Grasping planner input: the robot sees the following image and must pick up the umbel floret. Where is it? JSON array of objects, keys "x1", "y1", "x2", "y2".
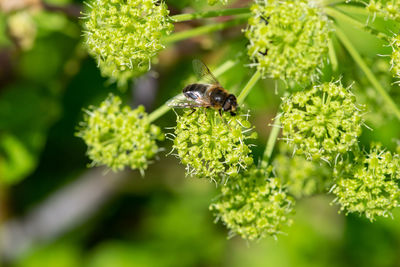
[
  {"x1": 171, "y1": 109, "x2": 256, "y2": 183},
  {"x1": 332, "y1": 145, "x2": 400, "y2": 221},
  {"x1": 280, "y1": 82, "x2": 364, "y2": 162},
  {"x1": 391, "y1": 34, "x2": 400, "y2": 79},
  {"x1": 366, "y1": 0, "x2": 400, "y2": 22},
  {"x1": 210, "y1": 166, "x2": 294, "y2": 240},
  {"x1": 245, "y1": 0, "x2": 331, "y2": 86},
  {"x1": 83, "y1": 0, "x2": 173, "y2": 87},
  {"x1": 76, "y1": 94, "x2": 164, "y2": 173}
]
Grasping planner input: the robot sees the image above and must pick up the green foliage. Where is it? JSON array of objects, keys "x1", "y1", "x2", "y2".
[
  {"x1": 332, "y1": 145, "x2": 400, "y2": 221},
  {"x1": 281, "y1": 82, "x2": 364, "y2": 162},
  {"x1": 172, "y1": 109, "x2": 256, "y2": 181},
  {"x1": 0, "y1": 85, "x2": 60, "y2": 184},
  {"x1": 83, "y1": 0, "x2": 173, "y2": 87},
  {"x1": 245, "y1": 0, "x2": 330, "y2": 86},
  {"x1": 210, "y1": 166, "x2": 294, "y2": 240},
  {"x1": 76, "y1": 94, "x2": 163, "y2": 173}
]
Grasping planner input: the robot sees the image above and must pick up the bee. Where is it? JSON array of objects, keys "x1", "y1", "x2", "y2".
[{"x1": 167, "y1": 59, "x2": 237, "y2": 116}]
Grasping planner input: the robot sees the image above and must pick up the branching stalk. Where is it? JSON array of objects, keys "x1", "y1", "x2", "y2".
[
  {"x1": 237, "y1": 70, "x2": 261, "y2": 105},
  {"x1": 261, "y1": 114, "x2": 281, "y2": 168},
  {"x1": 328, "y1": 37, "x2": 338, "y2": 72},
  {"x1": 170, "y1": 7, "x2": 250, "y2": 22},
  {"x1": 325, "y1": 7, "x2": 390, "y2": 42},
  {"x1": 334, "y1": 26, "x2": 400, "y2": 121},
  {"x1": 163, "y1": 15, "x2": 249, "y2": 44}
]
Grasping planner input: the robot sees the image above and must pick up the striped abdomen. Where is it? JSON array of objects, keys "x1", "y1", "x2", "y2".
[{"x1": 183, "y1": 83, "x2": 209, "y2": 101}]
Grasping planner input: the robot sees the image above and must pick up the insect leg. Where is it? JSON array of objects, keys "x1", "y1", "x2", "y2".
[{"x1": 188, "y1": 108, "x2": 197, "y2": 116}]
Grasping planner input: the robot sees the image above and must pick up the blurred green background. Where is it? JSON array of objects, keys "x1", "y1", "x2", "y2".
[{"x1": 1, "y1": 0, "x2": 400, "y2": 266}]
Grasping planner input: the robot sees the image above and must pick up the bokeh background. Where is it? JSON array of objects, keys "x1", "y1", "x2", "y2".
[{"x1": 1, "y1": 0, "x2": 400, "y2": 266}]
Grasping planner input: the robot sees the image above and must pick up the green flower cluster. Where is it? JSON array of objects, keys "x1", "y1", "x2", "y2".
[
  {"x1": 281, "y1": 82, "x2": 364, "y2": 162},
  {"x1": 245, "y1": 0, "x2": 330, "y2": 86},
  {"x1": 83, "y1": 0, "x2": 173, "y2": 86},
  {"x1": 210, "y1": 167, "x2": 294, "y2": 240},
  {"x1": 77, "y1": 94, "x2": 163, "y2": 173},
  {"x1": 332, "y1": 146, "x2": 400, "y2": 221},
  {"x1": 391, "y1": 34, "x2": 400, "y2": 79},
  {"x1": 273, "y1": 144, "x2": 332, "y2": 199},
  {"x1": 366, "y1": 0, "x2": 400, "y2": 22},
  {"x1": 172, "y1": 109, "x2": 256, "y2": 182}
]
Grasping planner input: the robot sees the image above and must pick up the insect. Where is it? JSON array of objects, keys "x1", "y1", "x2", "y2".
[{"x1": 167, "y1": 59, "x2": 237, "y2": 116}]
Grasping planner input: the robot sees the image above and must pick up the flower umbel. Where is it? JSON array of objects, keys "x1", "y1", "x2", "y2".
[
  {"x1": 83, "y1": 0, "x2": 173, "y2": 86},
  {"x1": 210, "y1": 166, "x2": 294, "y2": 240},
  {"x1": 281, "y1": 82, "x2": 364, "y2": 162},
  {"x1": 365, "y1": 0, "x2": 400, "y2": 22},
  {"x1": 171, "y1": 109, "x2": 256, "y2": 182},
  {"x1": 77, "y1": 94, "x2": 163, "y2": 173},
  {"x1": 273, "y1": 143, "x2": 332, "y2": 199},
  {"x1": 391, "y1": 34, "x2": 400, "y2": 79},
  {"x1": 245, "y1": 0, "x2": 330, "y2": 86},
  {"x1": 332, "y1": 145, "x2": 400, "y2": 221}
]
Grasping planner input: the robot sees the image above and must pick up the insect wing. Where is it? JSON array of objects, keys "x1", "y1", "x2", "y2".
[
  {"x1": 192, "y1": 59, "x2": 221, "y2": 86},
  {"x1": 167, "y1": 94, "x2": 203, "y2": 108}
]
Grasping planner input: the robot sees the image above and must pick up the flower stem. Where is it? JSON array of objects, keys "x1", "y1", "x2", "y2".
[
  {"x1": 237, "y1": 70, "x2": 261, "y2": 105},
  {"x1": 334, "y1": 26, "x2": 400, "y2": 121},
  {"x1": 148, "y1": 104, "x2": 170, "y2": 123},
  {"x1": 148, "y1": 59, "x2": 237, "y2": 123},
  {"x1": 322, "y1": 0, "x2": 347, "y2": 6},
  {"x1": 170, "y1": 7, "x2": 250, "y2": 22},
  {"x1": 324, "y1": 7, "x2": 390, "y2": 42},
  {"x1": 334, "y1": 4, "x2": 382, "y2": 18},
  {"x1": 163, "y1": 15, "x2": 249, "y2": 44},
  {"x1": 328, "y1": 37, "x2": 338, "y2": 72},
  {"x1": 261, "y1": 114, "x2": 281, "y2": 168}
]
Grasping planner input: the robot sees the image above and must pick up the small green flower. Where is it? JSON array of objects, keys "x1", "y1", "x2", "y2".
[
  {"x1": 171, "y1": 109, "x2": 256, "y2": 182},
  {"x1": 210, "y1": 166, "x2": 294, "y2": 240},
  {"x1": 332, "y1": 145, "x2": 400, "y2": 221},
  {"x1": 83, "y1": 0, "x2": 173, "y2": 87},
  {"x1": 366, "y1": 0, "x2": 400, "y2": 22},
  {"x1": 273, "y1": 143, "x2": 332, "y2": 199},
  {"x1": 76, "y1": 94, "x2": 163, "y2": 173},
  {"x1": 245, "y1": 0, "x2": 331, "y2": 86},
  {"x1": 281, "y1": 82, "x2": 364, "y2": 162},
  {"x1": 390, "y1": 34, "x2": 400, "y2": 79}
]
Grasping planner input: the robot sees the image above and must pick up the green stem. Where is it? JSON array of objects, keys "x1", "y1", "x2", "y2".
[
  {"x1": 148, "y1": 105, "x2": 170, "y2": 123},
  {"x1": 163, "y1": 15, "x2": 249, "y2": 44},
  {"x1": 148, "y1": 59, "x2": 237, "y2": 123},
  {"x1": 324, "y1": 7, "x2": 390, "y2": 41},
  {"x1": 335, "y1": 4, "x2": 383, "y2": 18},
  {"x1": 328, "y1": 37, "x2": 338, "y2": 72},
  {"x1": 170, "y1": 7, "x2": 250, "y2": 22},
  {"x1": 261, "y1": 114, "x2": 281, "y2": 167},
  {"x1": 334, "y1": 26, "x2": 400, "y2": 121},
  {"x1": 322, "y1": 0, "x2": 347, "y2": 6},
  {"x1": 237, "y1": 70, "x2": 261, "y2": 105}
]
